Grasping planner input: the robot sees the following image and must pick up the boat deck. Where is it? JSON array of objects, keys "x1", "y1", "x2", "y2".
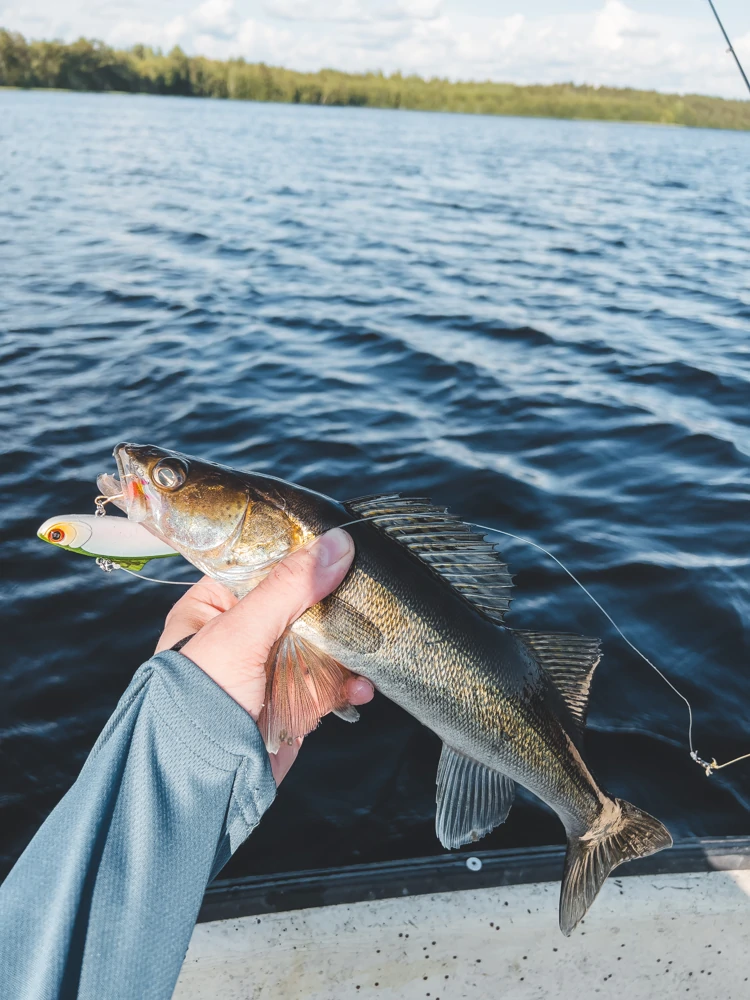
[{"x1": 175, "y1": 838, "x2": 750, "y2": 999}]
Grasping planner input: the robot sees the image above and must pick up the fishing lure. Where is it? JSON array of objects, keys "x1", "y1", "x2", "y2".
[{"x1": 37, "y1": 514, "x2": 179, "y2": 571}]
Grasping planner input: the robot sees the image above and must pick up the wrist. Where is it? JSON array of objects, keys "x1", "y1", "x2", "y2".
[{"x1": 180, "y1": 628, "x2": 267, "y2": 721}]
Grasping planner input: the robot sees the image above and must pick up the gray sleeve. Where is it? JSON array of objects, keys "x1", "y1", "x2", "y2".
[{"x1": 0, "y1": 649, "x2": 277, "y2": 1000}]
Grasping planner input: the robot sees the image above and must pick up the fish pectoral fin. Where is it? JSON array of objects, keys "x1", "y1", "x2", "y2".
[
  {"x1": 514, "y1": 630, "x2": 602, "y2": 737},
  {"x1": 257, "y1": 631, "x2": 357, "y2": 754},
  {"x1": 435, "y1": 744, "x2": 515, "y2": 850},
  {"x1": 300, "y1": 595, "x2": 382, "y2": 654},
  {"x1": 560, "y1": 799, "x2": 672, "y2": 935}
]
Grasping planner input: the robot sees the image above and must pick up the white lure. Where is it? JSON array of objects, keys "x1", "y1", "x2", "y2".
[{"x1": 37, "y1": 514, "x2": 179, "y2": 571}]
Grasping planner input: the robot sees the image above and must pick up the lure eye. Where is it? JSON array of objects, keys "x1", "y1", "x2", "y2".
[
  {"x1": 151, "y1": 458, "x2": 188, "y2": 491},
  {"x1": 45, "y1": 522, "x2": 78, "y2": 546}
]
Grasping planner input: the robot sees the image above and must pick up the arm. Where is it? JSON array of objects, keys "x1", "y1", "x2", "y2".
[
  {"x1": 0, "y1": 650, "x2": 276, "y2": 1000},
  {"x1": 0, "y1": 529, "x2": 371, "y2": 1000}
]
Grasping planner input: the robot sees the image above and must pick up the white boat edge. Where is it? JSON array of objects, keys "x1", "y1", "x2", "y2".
[{"x1": 175, "y1": 838, "x2": 750, "y2": 999}]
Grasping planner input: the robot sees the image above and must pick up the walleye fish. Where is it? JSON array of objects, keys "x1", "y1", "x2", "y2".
[
  {"x1": 38, "y1": 513, "x2": 179, "y2": 571},
  {"x1": 99, "y1": 442, "x2": 672, "y2": 934}
]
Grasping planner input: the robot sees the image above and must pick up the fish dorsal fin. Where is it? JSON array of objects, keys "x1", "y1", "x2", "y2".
[
  {"x1": 436, "y1": 744, "x2": 515, "y2": 849},
  {"x1": 515, "y1": 630, "x2": 602, "y2": 735},
  {"x1": 343, "y1": 494, "x2": 514, "y2": 624},
  {"x1": 257, "y1": 631, "x2": 358, "y2": 754}
]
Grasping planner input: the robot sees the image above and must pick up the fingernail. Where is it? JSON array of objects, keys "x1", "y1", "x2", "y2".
[{"x1": 311, "y1": 527, "x2": 352, "y2": 567}]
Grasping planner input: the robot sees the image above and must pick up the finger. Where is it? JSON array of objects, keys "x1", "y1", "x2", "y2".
[
  {"x1": 172, "y1": 576, "x2": 238, "y2": 615},
  {"x1": 155, "y1": 577, "x2": 238, "y2": 653},
  {"x1": 238, "y1": 527, "x2": 355, "y2": 639},
  {"x1": 346, "y1": 675, "x2": 375, "y2": 705},
  {"x1": 186, "y1": 528, "x2": 355, "y2": 669}
]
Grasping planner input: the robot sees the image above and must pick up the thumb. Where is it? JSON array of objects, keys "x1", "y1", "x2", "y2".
[
  {"x1": 230, "y1": 526, "x2": 355, "y2": 649},
  {"x1": 179, "y1": 528, "x2": 355, "y2": 715}
]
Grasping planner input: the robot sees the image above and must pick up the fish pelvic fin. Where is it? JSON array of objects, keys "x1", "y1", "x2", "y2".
[
  {"x1": 560, "y1": 799, "x2": 673, "y2": 935},
  {"x1": 515, "y1": 630, "x2": 601, "y2": 738},
  {"x1": 435, "y1": 744, "x2": 515, "y2": 850},
  {"x1": 257, "y1": 631, "x2": 357, "y2": 754}
]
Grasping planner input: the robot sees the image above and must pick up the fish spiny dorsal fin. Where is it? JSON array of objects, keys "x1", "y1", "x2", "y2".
[
  {"x1": 343, "y1": 494, "x2": 514, "y2": 624},
  {"x1": 515, "y1": 630, "x2": 602, "y2": 736}
]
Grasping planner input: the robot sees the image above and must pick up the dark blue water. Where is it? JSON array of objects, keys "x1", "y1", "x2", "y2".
[{"x1": 1, "y1": 90, "x2": 749, "y2": 880}]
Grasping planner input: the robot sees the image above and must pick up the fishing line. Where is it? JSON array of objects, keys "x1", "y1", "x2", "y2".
[
  {"x1": 121, "y1": 567, "x2": 196, "y2": 586},
  {"x1": 95, "y1": 557, "x2": 196, "y2": 585},
  {"x1": 335, "y1": 511, "x2": 749, "y2": 777},
  {"x1": 473, "y1": 523, "x2": 750, "y2": 774}
]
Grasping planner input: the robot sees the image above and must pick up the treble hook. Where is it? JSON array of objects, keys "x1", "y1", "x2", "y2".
[{"x1": 94, "y1": 494, "x2": 124, "y2": 517}]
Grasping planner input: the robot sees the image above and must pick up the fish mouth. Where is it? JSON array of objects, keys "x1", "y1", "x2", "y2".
[
  {"x1": 112, "y1": 442, "x2": 131, "y2": 490},
  {"x1": 95, "y1": 443, "x2": 150, "y2": 522},
  {"x1": 116, "y1": 442, "x2": 152, "y2": 522}
]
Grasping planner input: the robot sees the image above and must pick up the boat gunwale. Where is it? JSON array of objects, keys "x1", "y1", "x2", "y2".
[{"x1": 199, "y1": 835, "x2": 750, "y2": 923}]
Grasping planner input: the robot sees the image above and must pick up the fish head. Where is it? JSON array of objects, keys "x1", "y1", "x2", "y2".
[
  {"x1": 101, "y1": 443, "x2": 316, "y2": 588},
  {"x1": 38, "y1": 516, "x2": 94, "y2": 554}
]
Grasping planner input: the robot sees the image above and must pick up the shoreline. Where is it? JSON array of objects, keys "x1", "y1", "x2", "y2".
[
  {"x1": 1, "y1": 30, "x2": 748, "y2": 132},
  {"x1": 12, "y1": 85, "x2": 745, "y2": 133}
]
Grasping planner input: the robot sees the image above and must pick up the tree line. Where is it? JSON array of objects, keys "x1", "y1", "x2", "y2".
[{"x1": 1, "y1": 30, "x2": 748, "y2": 131}]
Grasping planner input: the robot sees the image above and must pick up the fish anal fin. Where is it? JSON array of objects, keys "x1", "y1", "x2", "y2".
[
  {"x1": 560, "y1": 798, "x2": 672, "y2": 935},
  {"x1": 257, "y1": 632, "x2": 355, "y2": 753},
  {"x1": 436, "y1": 744, "x2": 515, "y2": 850},
  {"x1": 343, "y1": 494, "x2": 514, "y2": 624},
  {"x1": 515, "y1": 630, "x2": 601, "y2": 735}
]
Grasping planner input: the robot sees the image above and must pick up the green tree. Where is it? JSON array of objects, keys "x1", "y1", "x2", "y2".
[{"x1": 1, "y1": 29, "x2": 748, "y2": 131}]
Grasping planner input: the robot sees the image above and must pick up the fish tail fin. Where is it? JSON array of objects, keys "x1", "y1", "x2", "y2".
[{"x1": 559, "y1": 798, "x2": 672, "y2": 936}]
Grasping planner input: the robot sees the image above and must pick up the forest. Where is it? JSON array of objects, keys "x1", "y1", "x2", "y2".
[{"x1": 1, "y1": 30, "x2": 749, "y2": 131}]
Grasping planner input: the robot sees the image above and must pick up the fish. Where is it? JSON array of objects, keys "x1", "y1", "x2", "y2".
[
  {"x1": 99, "y1": 442, "x2": 672, "y2": 934},
  {"x1": 37, "y1": 513, "x2": 179, "y2": 571}
]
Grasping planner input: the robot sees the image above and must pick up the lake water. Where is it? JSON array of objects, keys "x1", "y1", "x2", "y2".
[{"x1": 1, "y1": 90, "x2": 749, "y2": 880}]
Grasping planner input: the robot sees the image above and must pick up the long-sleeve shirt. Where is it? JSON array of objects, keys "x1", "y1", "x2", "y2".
[{"x1": 0, "y1": 650, "x2": 277, "y2": 1000}]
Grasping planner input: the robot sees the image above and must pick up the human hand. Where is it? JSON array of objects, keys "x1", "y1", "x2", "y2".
[{"x1": 154, "y1": 528, "x2": 374, "y2": 784}]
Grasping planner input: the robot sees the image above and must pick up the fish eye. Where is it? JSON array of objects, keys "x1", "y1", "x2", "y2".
[
  {"x1": 151, "y1": 458, "x2": 188, "y2": 491},
  {"x1": 48, "y1": 528, "x2": 65, "y2": 542}
]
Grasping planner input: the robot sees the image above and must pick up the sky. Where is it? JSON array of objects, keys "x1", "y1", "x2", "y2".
[{"x1": 3, "y1": 0, "x2": 750, "y2": 99}]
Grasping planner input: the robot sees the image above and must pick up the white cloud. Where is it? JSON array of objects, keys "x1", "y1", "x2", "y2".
[
  {"x1": 192, "y1": 0, "x2": 239, "y2": 39},
  {"x1": 735, "y1": 31, "x2": 750, "y2": 61},
  {"x1": 262, "y1": 0, "x2": 441, "y2": 24},
  {"x1": 264, "y1": 0, "x2": 367, "y2": 23},
  {"x1": 109, "y1": 14, "x2": 188, "y2": 49},
  {"x1": 591, "y1": 0, "x2": 635, "y2": 52}
]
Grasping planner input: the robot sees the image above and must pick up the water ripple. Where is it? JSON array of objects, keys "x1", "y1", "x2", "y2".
[{"x1": 1, "y1": 91, "x2": 749, "y2": 878}]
